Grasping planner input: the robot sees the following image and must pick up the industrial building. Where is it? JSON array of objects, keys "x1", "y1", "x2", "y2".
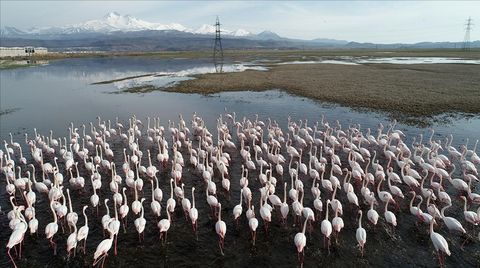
[{"x1": 0, "y1": 47, "x2": 48, "y2": 57}]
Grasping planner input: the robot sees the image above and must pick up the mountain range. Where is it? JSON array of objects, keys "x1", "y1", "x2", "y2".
[
  {"x1": 1, "y1": 12, "x2": 478, "y2": 51},
  {"x1": 1, "y1": 12, "x2": 254, "y2": 37}
]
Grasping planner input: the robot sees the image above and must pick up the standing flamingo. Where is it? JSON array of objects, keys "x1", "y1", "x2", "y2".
[
  {"x1": 321, "y1": 199, "x2": 333, "y2": 254},
  {"x1": 189, "y1": 187, "x2": 198, "y2": 233},
  {"x1": 356, "y1": 210, "x2": 367, "y2": 257},
  {"x1": 216, "y1": 203, "x2": 227, "y2": 255},
  {"x1": 45, "y1": 201, "x2": 59, "y2": 255},
  {"x1": 77, "y1": 206, "x2": 89, "y2": 254},
  {"x1": 294, "y1": 218, "x2": 308, "y2": 264},
  {"x1": 429, "y1": 219, "x2": 451, "y2": 267},
  {"x1": 93, "y1": 226, "x2": 115, "y2": 268}
]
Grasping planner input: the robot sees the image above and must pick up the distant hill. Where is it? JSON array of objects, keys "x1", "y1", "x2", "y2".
[{"x1": 1, "y1": 12, "x2": 479, "y2": 51}]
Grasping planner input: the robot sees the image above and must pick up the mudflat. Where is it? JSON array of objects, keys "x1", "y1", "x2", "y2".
[{"x1": 166, "y1": 63, "x2": 480, "y2": 121}]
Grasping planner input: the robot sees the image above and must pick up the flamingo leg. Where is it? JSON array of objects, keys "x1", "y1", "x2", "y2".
[
  {"x1": 218, "y1": 239, "x2": 224, "y2": 255},
  {"x1": 50, "y1": 238, "x2": 57, "y2": 255},
  {"x1": 8, "y1": 248, "x2": 17, "y2": 268},
  {"x1": 93, "y1": 254, "x2": 104, "y2": 267},
  {"x1": 435, "y1": 251, "x2": 441, "y2": 267},
  {"x1": 103, "y1": 253, "x2": 109, "y2": 268},
  {"x1": 114, "y1": 235, "x2": 118, "y2": 255}
]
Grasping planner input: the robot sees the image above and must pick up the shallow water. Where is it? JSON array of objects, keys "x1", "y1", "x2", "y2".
[
  {"x1": 1, "y1": 57, "x2": 479, "y2": 267},
  {"x1": 277, "y1": 57, "x2": 480, "y2": 65}
]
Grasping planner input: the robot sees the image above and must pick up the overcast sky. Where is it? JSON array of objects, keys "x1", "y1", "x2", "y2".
[{"x1": 0, "y1": 1, "x2": 477, "y2": 43}]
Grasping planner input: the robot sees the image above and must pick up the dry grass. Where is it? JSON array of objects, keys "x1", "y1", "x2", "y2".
[{"x1": 166, "y1": 63, "x2": 480, "y2": 121}]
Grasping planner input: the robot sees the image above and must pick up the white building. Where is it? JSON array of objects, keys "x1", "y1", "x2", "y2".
[{"x1": 0, "y1": 47, "x2": 48, "y2": 57}]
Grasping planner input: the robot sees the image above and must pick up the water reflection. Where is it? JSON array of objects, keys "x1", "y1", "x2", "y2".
[{"x1": 214, "y1": 58, "x2": 224, "y2": 73}]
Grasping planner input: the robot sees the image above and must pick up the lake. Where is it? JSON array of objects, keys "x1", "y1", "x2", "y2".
[{"x1": 1, "y1": 57, "x2": 479, "y2": 267}]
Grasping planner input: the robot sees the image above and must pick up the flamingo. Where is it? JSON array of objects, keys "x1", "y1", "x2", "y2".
[
  {"x1": 158, "y1": 205, "x2": 172, "y2": 245},
  {"x1": 77, "y1": 206, "x2": 89, "y2": 254},
  {"x1": 131, "y1": 181, "x2": 141, "y2": 215},
  {"x1": 101, "y1": 199, "x2": 111, "y2": 234},
  {"x1": 294, "y1": 218, "x2": 308, "y2": 264},
  {"x1": 216, "y1": 203, "x2": 227, "y2": 255},
  {"x1": 384, "y1": 197, "x2": 397, "y2": 231},
  {"x1": 150, "y1": 180, "x2": 161, "y2": 218},
  {"x1": 233, "y1": 189, "x2": 243, "y2": 226},
  {"x1": 429, "y1": 220, "x2": 451, "y2": 267},
  {"x1": 356, "y1": 210, "x2": 367, "y2": 257},
  {"x1": 7, "y1": 210, "x2": 27, "y2": 268},
  {"x1": 108, "y1": 199, "x2": 121, "y2": 255},
  {"x1": 45, "y1": 201, "x2": 59, "y2": 255},
  {"x1": 66, "y1": 189, "x2": 78, "y2": 232},
  {"x1": 280, "y1": 182, "x2": 290, "y2": 224},
  {"x1": 90, "y1": 175, "x2": 99, "y2": 214},
  {"x1": 93, "y1": 226, "x2": 115, "y2": 268},
  {"x1": 166, "y1": 179, "x2": 176, "y2": 215},
  {"x1": 440, "y1": 204, "x2": 466, "y2": 234},
  {"x1": 119, "y1": 188, "x2": 129, "y2": 232},
  {"x1": 331, "y1": 206, "x2": 344, "y2": 242},
  {"x1": 367, "y1": 199, "x2": 379, "y2": 226},
  {"x1": 134, "y1": 198, "x2": 147, "y2": 242},
  {"x1": 460, "y1": 196, "x2": 478, "y2": 225},
  {"x1": 189, "y1": 187, "x2": 198, "y2": 233},
  {"x1": 321, "y1": 199, "x2": 333, "y2": 253},
  {"x1": 66, "y1": 220, "x2": 77, "y2": 258}
]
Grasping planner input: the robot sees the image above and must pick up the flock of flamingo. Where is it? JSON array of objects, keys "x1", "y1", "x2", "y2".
[{"x1": 2, "y1": 113, "x2": 480, "y2": 268}]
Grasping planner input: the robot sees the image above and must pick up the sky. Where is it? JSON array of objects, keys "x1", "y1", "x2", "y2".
[{"x1": 0, "y1": 1, "x2": 477, "y2": 43}]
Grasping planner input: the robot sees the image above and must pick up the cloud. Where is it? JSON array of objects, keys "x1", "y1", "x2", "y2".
[{"x1": 1, "y1": 1, "x2": 478, "y2": 43}]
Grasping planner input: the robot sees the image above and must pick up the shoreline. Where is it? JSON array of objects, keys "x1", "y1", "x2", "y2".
[{"x1": 2, "y1": 48, "x2": 480, "y2": 62}]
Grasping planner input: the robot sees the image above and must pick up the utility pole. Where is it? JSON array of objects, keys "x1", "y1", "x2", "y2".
[
  {"x1": 463, "y1": 17, "x2": 473, "y2": 51},
  {"x1": 213, "y1": 16, "x2": 224, "y2": 73}
]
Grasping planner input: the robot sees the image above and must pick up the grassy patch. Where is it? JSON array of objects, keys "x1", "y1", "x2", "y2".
[
  {"x1": 165, "y1": 62, "x2": 480, "y2": 125},
  {"x1": 0, "y1": 108, "x2": 21, "y2": 116},
  {"x1": 92, "y1": 73, "x2": 156, "y2": 85}
]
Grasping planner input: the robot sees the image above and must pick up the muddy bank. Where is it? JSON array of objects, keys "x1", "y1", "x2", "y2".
[{"x1": 165, "y1": 63, "x2": 480, "y2": 120}]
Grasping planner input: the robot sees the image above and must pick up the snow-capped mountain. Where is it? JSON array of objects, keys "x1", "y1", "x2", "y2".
[
  {"x1": 192, "y1": 24, "x2": 252, "y2": 36},
  {"x1": 1, "y1": 12, "x2": 252, "y2": 37}
]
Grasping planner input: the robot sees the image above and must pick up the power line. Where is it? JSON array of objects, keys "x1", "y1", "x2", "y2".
[
  {"x1": 213, "y1": 16, "x2": 224, "y2": 73},
  {"x1": 463, "y1": 17, "x2": 473, "y2": 51}
]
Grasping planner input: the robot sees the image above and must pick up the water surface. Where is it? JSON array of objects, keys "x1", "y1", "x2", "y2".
[{"x1": 1, "y1": 57, "x2": 479, "y2": 267}]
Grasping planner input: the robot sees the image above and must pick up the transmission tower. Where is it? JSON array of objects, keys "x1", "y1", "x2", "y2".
[
  {"x1": 213, "y1": 16, "x2": 224, "y2": 72},
  {"x1": 463, "y1": 17, "x2": 473, "y2": 51}
]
